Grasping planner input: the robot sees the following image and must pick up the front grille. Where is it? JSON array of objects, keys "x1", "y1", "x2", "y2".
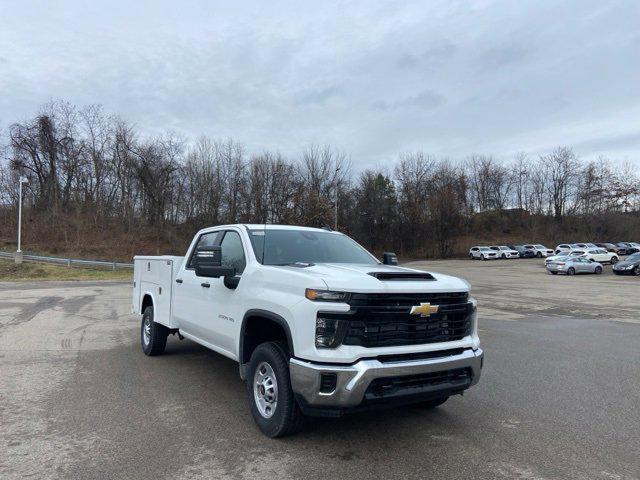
[
  {"x1": 365, "y1": 368, "x2": 472, "y2": 399},
  {"x1": 321, "y1": 292, "x2": 472, "y2": 348}
]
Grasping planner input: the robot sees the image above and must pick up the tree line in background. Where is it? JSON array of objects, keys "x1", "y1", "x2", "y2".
[{"x1": 0, "y1": 101, "x2": 638, "y2": 260}]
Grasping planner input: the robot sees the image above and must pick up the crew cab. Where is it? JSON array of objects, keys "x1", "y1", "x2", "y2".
[{"x1": 133, "y1": 225, "x2": 483, "y2": 437}]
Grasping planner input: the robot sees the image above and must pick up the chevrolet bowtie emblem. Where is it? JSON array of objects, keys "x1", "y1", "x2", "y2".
[{"x1": 410, "y1": 302, "x2": 439, "y2": 317}]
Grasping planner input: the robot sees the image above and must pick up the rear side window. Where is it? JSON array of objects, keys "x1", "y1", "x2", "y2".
[
  {"x1": 187, "y1": 231, "x2": 223, "y2": 268},
  {"x1": 220, "y1": 231, "x2": 246, "y2": 274}
]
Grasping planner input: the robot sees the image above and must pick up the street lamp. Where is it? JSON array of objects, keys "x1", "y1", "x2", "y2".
[
  {"x1": 15, "y1": 176, "x2": 28, "y2": 263},
  {"x1": 334, "y1": 166, "x2": 341, "y2": 230}
]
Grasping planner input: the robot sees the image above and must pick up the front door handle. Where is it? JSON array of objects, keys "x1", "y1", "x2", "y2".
[
  {"x1": 201, "y1": 282, "x2": 210, "y2": 288},
  {"x1": 175, "y1": 278, "x2": 183, "y2": 284}
]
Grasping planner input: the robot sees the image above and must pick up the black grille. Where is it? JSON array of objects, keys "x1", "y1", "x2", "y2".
[
  {"x1": 365, "y1": 368, "x2": 472, "y2": 399},
  {"x1": 321, "y1": 292, "x2": 472, "y2": 348}
]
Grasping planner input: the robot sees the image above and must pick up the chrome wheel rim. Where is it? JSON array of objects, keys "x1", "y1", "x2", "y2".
[
  {"x1": 253, "y1": 362, "x2": 278, "y2": 418},
  {"x1": 143, "y1": 316, "x2": 151, "y2": 346}
]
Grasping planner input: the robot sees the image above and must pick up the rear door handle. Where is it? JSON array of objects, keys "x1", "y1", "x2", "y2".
[
  {"x1": 201, "y1": 282, "x2": 210, "y2": 288},
  {"x1": 175, "y1": 278, "x2": 183, "y2": 284}
]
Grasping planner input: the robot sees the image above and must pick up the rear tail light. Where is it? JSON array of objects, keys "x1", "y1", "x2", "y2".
[{"x1": 557, "y1": 262, "x2": 565, "y2": 266}]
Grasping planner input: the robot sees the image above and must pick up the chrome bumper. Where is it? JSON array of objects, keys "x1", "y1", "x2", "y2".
[{"x1": 289, "y1": 348, "x2": 483, "y2": 408}]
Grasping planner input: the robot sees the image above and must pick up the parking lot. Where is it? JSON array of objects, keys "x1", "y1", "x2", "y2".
[{"x1": 1, "y1": 260, "x2": 638, "y2": 479}]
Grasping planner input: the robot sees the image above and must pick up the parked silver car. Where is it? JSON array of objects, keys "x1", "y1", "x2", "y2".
[{"x1": 546, "y1": 256, "x2": 604, "y2": 275}]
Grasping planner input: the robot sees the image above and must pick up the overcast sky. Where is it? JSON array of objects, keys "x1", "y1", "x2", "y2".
[{"x1": 0, "y1": 0, "x2": 638, "y2": 169}]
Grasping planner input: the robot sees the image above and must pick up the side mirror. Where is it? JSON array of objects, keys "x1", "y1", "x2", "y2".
[
  {"x1": 194, "y1": 246, "x2": 235, "y2": 278},
  {"x1": 382, "y1": 252, "x2": 398, "y2": 265}
]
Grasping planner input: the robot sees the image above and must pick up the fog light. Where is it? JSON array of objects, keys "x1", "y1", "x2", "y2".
[{"x1": 320, "y1": 373, "x2": 337, "y2": 393}]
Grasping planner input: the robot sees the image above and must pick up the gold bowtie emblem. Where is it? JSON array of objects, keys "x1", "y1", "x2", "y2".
[{"x1": 410, "y1": 302, "x2": 439, "y2": 317}]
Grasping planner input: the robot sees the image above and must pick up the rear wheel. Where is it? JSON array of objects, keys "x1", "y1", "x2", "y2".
[
  {"x1": 567, "y1": 267, "x2": 576, "y2": 276},
  {"x1": 501, "y1": 253, "x2": 506, "y2": 259},
  {"x1": 141, "y1": 306, "x2": 168, "y2": 356},
  {"x1": 595, "y1": 266, "x2": 603, "y2": 274},
  {"x1": 247, "y1": 342, "x2": 303, "y2": 437},
  {"x1": 634, "y1": 266, "x2": 640, "y2": 276},
  {"x1": 482, "y1": 255, "x2": 487, "y2": 261},
  {"x1": 550, "y1": 271, "x2": 558, "y2": 275},
  {"x1": 536, "y1": 252, "x2": 542, "y2": 258},
  {"x1": 611, "y1": 256, "x2": 618, "y2": 264}
]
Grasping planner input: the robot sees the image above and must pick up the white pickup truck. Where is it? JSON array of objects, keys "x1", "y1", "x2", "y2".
[{"x1": 132, "y1": 224, "x2": 483, "y2": 437}]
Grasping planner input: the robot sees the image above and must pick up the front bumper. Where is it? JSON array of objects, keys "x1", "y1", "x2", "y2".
[{"x1": 289, "y1": 348, "x2": 483, "y2": 410}]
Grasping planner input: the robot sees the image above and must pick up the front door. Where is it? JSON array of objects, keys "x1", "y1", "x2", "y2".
[
  {"x1": 173, "y1": 230, "x2": 223, "y2": 342},
  {"x1": 203, "y1": 230, "x2": 247, "y2": 354}
]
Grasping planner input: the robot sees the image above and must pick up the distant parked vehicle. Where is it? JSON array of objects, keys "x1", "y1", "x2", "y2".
[
  {"x1": 489, "y1": 246, "x2": 520, "y2": 259},
  {"x1": 578, "y1": 248, "x2": 619, "y2": 264},
  {"x1": 555, "y1": 244, "x2": 573, "y2": 254},
  {"x1": 546, "y1": 256, "x2": 603, "y2": 275},
  {"x1": 469, "y1": 246, "x2": 498, "y2": 260},
  {"x1": 524, "y1": 244, "x2": 554, "y2": 258},
  {"x1": 595, "y1": 243, "x2": 626, "y2": 255},
  {"x1": 612, "y1": 252, "x2": 640, "y2": 275},
  {"x1": 509, "y1": 245, "x2": 535, "y2": 258},
  {"x1": 617, "y1": 243, "x2": 639, "y2": 255}
]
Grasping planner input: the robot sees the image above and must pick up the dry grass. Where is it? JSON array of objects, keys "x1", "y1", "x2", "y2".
[{"x1": 0, "y1": 258, "x2": 132, "y2": 282}]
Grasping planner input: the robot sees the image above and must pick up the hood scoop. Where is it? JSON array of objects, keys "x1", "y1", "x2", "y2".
[{"x1": 368, "y1": 272, "x2": 435, "y2": 281}]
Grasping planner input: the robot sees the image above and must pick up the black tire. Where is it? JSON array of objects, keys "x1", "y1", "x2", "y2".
[
  {"x1": 247, "y1": 342, "x2": 304, "y2": 438},
  {"x1": 595, "y1": 266, "x2": 603, "y2": 274},
  {"x1": 634, "y1": 266, "x2": 640, "y2": 276},
  {"x1": 141, "y1": 306, "x2": 168, "y2": 356},
  {"x1": 501, "y1": 253, "x2": 506, "y2": 259},
  {"x1": 419, "y1": 396, "x2": 449, "y2": 409},
  {"x1": 550, "y1": 271, "x2": 558, "y2": 275},
  {"x1": 469, "y1": 253, "x2": 474, "y2": 260},
  {"x1": 536, "y1": 252, "x2": 542, "y2": 258},
  {"x1": 611, "y1": 256, "x2": 618, "y2": 265},
  {"x1": 567, "y1": 267, "x2": 576, "y2": 276},
  {"x1": 482, "y1": 255, "x2": 487, "y2": 261}
]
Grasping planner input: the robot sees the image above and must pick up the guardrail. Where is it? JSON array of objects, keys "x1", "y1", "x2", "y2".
[{"x1": 0, "y1": 251, "x2": 133, "y2": 269}]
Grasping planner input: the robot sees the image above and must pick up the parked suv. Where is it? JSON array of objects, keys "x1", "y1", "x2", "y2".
[
  {"x1": 524, "y1": 244, "x2": 554, "y2": 258},
  {"x1": 489, "y1": 246, "x2": 520, "y2": 259},
  {"x1": 469, "y1": 246, "x2": 498, "y2": 260}
]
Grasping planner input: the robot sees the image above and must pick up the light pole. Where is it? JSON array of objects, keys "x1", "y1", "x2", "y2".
[
  {"x1": 334, "y1": 166, "x2": 341, "y2": 230},
  {"x1": 15, "y1": 176, "x2": 28, "y2": 264}
]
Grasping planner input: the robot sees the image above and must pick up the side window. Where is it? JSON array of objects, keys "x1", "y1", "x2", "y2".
[
  {"x1": 187, "y1": 231, "x2": 223, "y2": 268},
  {"x1": 220, "y1": 231, "x2": 246, "y2": 274}
]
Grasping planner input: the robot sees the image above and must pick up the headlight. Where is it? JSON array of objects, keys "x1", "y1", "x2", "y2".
[
  {"x1": 315, "y1": 316, "x2": 348, "y2": 348},
  {"x1": 305, "y1": 289, "x2": 350, "y2": 302}
]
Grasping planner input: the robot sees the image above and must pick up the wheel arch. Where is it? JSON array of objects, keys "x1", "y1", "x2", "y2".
[
  {"x1": 239, "y1": 309, "x2": 294, "y2": 380},
  {"x1": 141, "y1": 292, "x2": 155, "y2": 314}
]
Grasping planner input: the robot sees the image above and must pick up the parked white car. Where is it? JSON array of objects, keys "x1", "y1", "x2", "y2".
[
  {"x1": 577, "y1": 248, "x2": 619, "y2": 264},
  {"x1": 469, "y1": 246, "x2": 499, "y2": 260},
  {"x1": 524, "y1": 244, "x2": 554, "y2": 258},
  {"x1": 489, "y1": 246, "x2": 520, "y2": 259}
]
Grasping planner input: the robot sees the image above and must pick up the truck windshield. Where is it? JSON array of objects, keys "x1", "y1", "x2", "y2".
[{"x1": 248, "y1": 229, "x2": 378, "y2": 265}]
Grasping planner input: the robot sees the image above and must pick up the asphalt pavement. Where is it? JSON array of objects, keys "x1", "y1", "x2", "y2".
[{"x1": 0, "y1": 265, "x2": 638, "y2": 479}]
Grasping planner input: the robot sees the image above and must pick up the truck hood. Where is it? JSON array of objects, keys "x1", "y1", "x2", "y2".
[{"x1": 277, "y1": 263, "x2": 470, "y2": 293}]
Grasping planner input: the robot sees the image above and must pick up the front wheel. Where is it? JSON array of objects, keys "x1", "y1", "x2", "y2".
[
  {"x1": 611, "y1": 256, "x2": 618, "y2": 264},
  {"x1": 536, "y1": 252, "x2": 542, "y2": 258},
  {"x1": 247, "y1": 342, "x2": 303, "y2": 438},
  {"x1": 634, "y1": 266, "x2": 640, "y2": 276},
  {"x1": 567, "y1": 267, "x2": 576, "y2": 276},
  {"x1": 595, "y1": 266, "x2": 603, "y2": 274},
  {"x1": 141, "y1": 306, "x2": 168, "y2": 356}
]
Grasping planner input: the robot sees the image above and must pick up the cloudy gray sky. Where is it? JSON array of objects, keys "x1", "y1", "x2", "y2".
[{"x1": 0, "y1": 0, "x2": 638, "y2": 168}]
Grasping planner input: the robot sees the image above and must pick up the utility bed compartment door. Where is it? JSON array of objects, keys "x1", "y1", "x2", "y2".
[{"x1": 134, "y1": 257, "x2": 177, "y2": 328}]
